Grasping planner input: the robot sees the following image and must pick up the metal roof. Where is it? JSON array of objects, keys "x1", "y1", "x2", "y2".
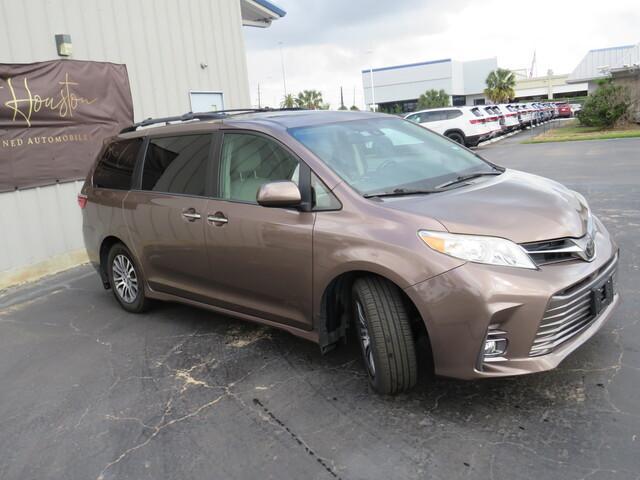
[{"x1": 568, "y1": 44, "x2": 640, "y2": 83}]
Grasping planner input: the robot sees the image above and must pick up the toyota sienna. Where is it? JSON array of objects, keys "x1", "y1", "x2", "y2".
[{"x1": 80, "y1": 109, "x2": 619, "y2": 394}]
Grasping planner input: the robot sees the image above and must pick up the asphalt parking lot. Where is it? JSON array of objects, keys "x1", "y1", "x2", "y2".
[{"x1": 1, "y1": 135, "x2": 639, "y2": 480}]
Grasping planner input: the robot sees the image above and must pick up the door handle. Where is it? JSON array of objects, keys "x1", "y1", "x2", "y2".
[
  {"x1": 182, "y1": 209, "x2": 201, "y2": 221},
  {"x1": 207, "y1": 212, "x2": 228, "y2": 225}
]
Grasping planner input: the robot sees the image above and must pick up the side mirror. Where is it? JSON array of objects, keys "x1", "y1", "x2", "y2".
[{"x1": 256, "y1": 181, "x2": 302, "y2": 208}]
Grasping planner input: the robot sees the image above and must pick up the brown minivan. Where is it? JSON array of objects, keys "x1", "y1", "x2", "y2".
[{"x1": 80, "y1": 109, "x2": 619, "y2": 394}]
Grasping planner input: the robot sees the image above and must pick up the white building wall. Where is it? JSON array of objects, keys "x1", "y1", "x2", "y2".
[
  {"x1": 0, "y1": 181, "x2": 86, "y2": 288},
  {"x1": 0, "y1": 0, "x2": 251, "y2": 121},
  {"x1": 362, "y1": 57, "x2": 498, "y2": 107},
  {"x1": 363, "y1": 60, "x2": 453, "y2": 105},
  {"x1": 0, "y1": 0, "x2": 254, "y2": 287},
  {"x1": 461, "y1": 57, "x2": 497, "y2": 95}
]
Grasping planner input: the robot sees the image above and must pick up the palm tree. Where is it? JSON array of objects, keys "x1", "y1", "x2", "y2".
[
  {"x1": 295, "y1": 90, "x2": 324, "y2": 110},
  {"x1": 484, "y1": 69, "x2": 516, "y2": 104},
  {"x1": 280, "y1": 93, "x2": 296, "y2": 108}
]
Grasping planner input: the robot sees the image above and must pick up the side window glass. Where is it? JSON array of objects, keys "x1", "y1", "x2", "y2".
[
  {"x1": 141, "y1": 134, "x2": 210, "y2": 196},
  {"x1": 311, "y1": 172, "x2": 341, "y2": 211},
  {"x1": 93, "y1": 138, "x2": 143, "y2": 190},
  {"x1": 220, "y1": 133, "x2": 299, "y2": 203}
]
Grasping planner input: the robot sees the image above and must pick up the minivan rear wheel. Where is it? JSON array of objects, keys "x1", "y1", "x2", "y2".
[
  {"x1": 352, "y1": 277, "x2": 417, "y2": 394},
  {"x1": 107, "y1": 243, "x2": 150, "y2": 313}
]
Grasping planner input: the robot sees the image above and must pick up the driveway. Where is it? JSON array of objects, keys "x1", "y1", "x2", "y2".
[{"x1": 1, "y1": 136, "x2": 639, "y2": 480}]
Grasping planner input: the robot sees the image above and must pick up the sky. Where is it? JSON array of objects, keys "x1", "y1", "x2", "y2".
[{"x1": 243, "y1": 0, "x2": 640, "y2": 109}]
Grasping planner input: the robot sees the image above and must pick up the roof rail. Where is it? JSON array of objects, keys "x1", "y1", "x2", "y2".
[{"x1": 120, "y1": 108, "x2": 308, "y2": 133}]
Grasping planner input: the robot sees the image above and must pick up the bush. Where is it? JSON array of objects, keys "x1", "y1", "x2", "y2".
[{"x1": 578, "y1": 80, "x2": 630, "y2": 128}]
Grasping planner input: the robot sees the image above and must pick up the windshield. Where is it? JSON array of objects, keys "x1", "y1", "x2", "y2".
[{"x1": 288, "y1": 117, "x2": 496, "y2": 196}]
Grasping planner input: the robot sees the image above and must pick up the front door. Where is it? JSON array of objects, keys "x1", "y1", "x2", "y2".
[
  {"x1": 123, "y1": 133, "x2": 214, "y2": 301},
  {"x1": 204, "y1": 132, "x2": 314, "y2": 330}
]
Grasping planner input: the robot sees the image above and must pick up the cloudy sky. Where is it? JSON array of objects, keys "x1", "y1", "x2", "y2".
[{"x1": 244, "y1": 0, "x2": 639, "y2": 109}]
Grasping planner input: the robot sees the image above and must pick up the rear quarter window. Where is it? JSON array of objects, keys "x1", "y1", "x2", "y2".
[{"x1": 92, "y1": 138, "x2": 143, "y2": 190}]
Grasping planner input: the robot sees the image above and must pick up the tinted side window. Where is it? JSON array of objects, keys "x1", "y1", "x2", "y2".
[
  {"x1": 445, "y1": 110, "x2": 462, "y2": 120},
  {"x1": 220, "y1": 133, "x2": 299, "y2": 203},
  {"x1": 141, "y1": 135, "x2": 210, "y2": 196},
  {"x1": 93, "y1": 138, "x2": 143, "y2": 190}
]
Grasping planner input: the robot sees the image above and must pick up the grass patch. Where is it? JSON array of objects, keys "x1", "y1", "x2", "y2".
[{"x1": 524, "y1": 120, "x2": 640, "y2": 143}]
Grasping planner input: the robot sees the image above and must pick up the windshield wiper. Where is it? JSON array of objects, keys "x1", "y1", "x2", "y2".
[
  {"x1": 364, "y1": 188, "x2": 440, "y2": 198},
  {"x1": 435, "y1": 171, "x2": 502, "y2": 189}
]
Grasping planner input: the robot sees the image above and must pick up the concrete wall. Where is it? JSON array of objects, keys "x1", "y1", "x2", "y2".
[
  {"x1": 0, "y1": 0, "x2": 253, "y2": 287},
  {"x1": 0, "y1": 0, "x2": 251, "y2": 121}
]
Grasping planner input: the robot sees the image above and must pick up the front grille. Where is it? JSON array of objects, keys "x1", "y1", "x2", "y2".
[
  {"x1": 522, "y1": 238, "x2": 582, "y2": 265},
  {"x1": 529, "y1": 254, "x2": 617, "y2": 357}
]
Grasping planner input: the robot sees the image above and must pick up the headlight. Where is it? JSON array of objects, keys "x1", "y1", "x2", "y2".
[{"x1": 418, "y1": 230, "x2": 537, "y2": 269}]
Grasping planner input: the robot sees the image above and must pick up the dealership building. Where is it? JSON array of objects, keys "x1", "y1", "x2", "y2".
[
  {"x1": 0, "y1": 0, "x2": 285, "y2": 288},
  {"x1": 362, "y1": 57, "x2": 498, "y2": 111}
]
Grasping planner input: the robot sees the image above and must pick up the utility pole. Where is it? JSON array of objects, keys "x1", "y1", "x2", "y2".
[
  {"x1": 257, "y1": 82, "x2": 261, "y2": 108},
  {"x1": 278, "y1": 41, "x2": 287, "y2": 98},
  {"x1": 366, "y1": 49, "x2": 376, "y2": 111},
  {"x1": 369, "y1": 66, "x2": 376, "y2": 111},
  {"x1": 340, "y1": 86, "x2": 345, "y2": 109}
]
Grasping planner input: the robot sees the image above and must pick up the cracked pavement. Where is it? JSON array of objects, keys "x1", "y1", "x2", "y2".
[{"x1": 0, "y1": 137, "x2": 639, "y2": 480}]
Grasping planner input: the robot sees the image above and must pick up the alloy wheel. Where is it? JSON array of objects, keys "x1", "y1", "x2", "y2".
[
  {"x1": 355, "y1": 300, "x2": 376, "y2": 376},
  {"x1": 112, "y1": 254, "x2": 138, "y2": 304}
]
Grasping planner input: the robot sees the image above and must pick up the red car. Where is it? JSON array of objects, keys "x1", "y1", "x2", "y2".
[{"x1": 557, "y1": 103, "x2": 573, "y2": 118}]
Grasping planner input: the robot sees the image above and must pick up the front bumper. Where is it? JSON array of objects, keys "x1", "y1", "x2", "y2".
[{"x1": 404, "y1": 221, "x2": 619, "y2": 380}]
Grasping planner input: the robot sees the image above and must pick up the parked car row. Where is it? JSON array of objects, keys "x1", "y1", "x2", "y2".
[{"x1": 404, "y1": 101, "x2": 566, "y2": 148}]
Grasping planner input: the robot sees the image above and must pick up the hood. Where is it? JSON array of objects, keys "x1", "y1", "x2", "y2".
[{"x1": 383, "y1": 170, "x2": 590, "y2": 244}]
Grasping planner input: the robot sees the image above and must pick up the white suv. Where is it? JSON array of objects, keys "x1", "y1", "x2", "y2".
[
  {"x1": 404, "y1": 107, "x2": 493, "y2": 147},
  {"x1": 495, "y1": 104, "x2": 520, "y2": 131}
]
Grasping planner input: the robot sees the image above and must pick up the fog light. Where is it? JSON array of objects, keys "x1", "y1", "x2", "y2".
[{"x1": 483, "y1": 329, "x2": 508, "y2": 359}]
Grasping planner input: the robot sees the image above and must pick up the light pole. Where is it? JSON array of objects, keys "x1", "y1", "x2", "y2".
[
  {"x1": 366, "y1": 50, "x2": 376, "y2": 111},
  {"x1": 278, "y1": 41, "x2": 287, "y2": 98}
]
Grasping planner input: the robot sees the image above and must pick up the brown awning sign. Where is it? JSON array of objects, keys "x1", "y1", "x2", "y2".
[{"x1": 0, "y1": 59, "x2": 134, "y2": 192}]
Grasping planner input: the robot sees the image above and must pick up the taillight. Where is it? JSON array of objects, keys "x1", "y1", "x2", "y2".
[
  {"x1": 469, "y1": 118, "x2": 485, "y2": 124},
  {"x1": 77, "y1": 194, "x2": 88, "y2": 209}
]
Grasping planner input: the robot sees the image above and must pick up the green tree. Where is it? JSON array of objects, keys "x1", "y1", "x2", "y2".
[
  {"x1": 280, "y1": 93, "x2": 296, "y2": 108},
  {"x1": 578, "y1": 79, "x2": 630, "y2": 128},
  {"x1": 349, "y1": 105, "x2": 360, "y2": 111},
  {"x1": 417, "y1": 89, "x2": 450, "y2": 109},
  {"x1": 484, "y1": 68, "x2": 516, "y2": 104},
  {"x1": 295, "y1": 90, "x2": 324, "y2": 109}
]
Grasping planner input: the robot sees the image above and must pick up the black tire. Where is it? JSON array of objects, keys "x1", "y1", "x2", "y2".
[
  {"x1": 106, "y1": 243, "x2": 150, "y2": 313},
  {"x1": 352, "y1": 276, "x2": 417, "y2": 394},
  {"x1": 446, "y1": 131, "x2": 465, "y2": 145}
]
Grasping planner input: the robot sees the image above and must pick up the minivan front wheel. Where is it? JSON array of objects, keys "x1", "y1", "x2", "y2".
[
  {"x1": 107, "y1": 243, "x2": 150, "y2": 313},
  {"x1": 352, "y1": 277, "x2": 417, "y2": 394}
]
